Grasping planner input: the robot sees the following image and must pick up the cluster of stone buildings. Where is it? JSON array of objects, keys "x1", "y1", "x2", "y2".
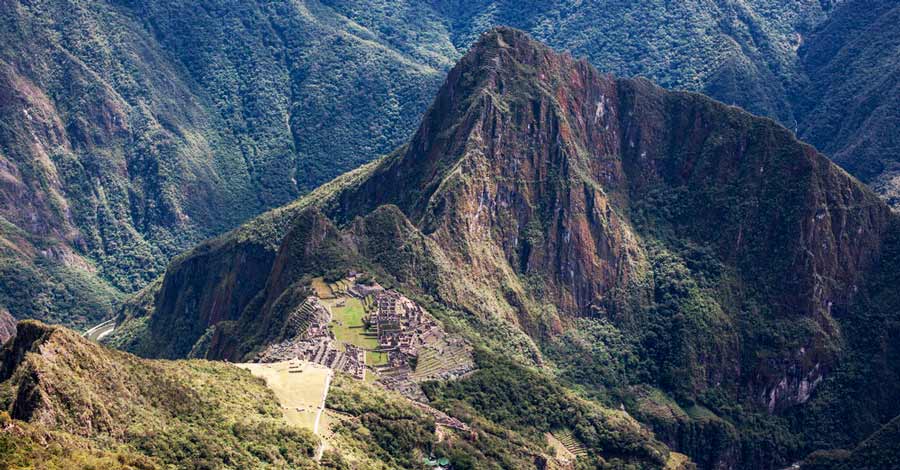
[
  {"x1": 354, "y1": 289, "x2": 475, "y2": 400},
  {"x1": 257, "y1": 297, "x2": 366, "y2": 379},
  {"x1": 365, "y1": 290, "x2": 440, "y2": 360},
  {"x1": 257, "y1": 276, "x2": 475, "y2": 388}
]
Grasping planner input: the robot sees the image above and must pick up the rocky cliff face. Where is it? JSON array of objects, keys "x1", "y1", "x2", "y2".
[
  {"x1": 345, "y1": 28, "x2": 890, "y2": 328},
  {"x1": 0, "y1": 309, "x2": 15, "y2": 345}
]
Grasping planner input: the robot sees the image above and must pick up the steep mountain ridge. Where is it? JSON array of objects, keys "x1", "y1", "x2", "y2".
[
  {"x1": 336, "y1": 29, "x2": 891, "y2": 327},
  {"x1": 110, "y1": 28, "x2": 900, "y2": 468}
]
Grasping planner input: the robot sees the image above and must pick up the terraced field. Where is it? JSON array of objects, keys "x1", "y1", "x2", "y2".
[
  {"x1": 666, "y1": 452, "x2": 691, "y2": 469},
  {"x1": 328, "y1": 279, "x2": 353, "y2": 296},
  {"x1": 312, "y1": 278, "x2": 334, "y2": 299},
  {"x1": 362, "y1": 294, "x2": 376, "y2": 311},
  {"x1": 282, "y1": 298, "x2": 325, "y2": 338},
  {"x1": 551, "y1": 430, "x2": 588, "y2": 460},
  {"x1": 410, "y1": 338, "x2": 472, "y2": 381},
  {"x1": 545, "y1": 432, "x2": 576, "y2": 464}
]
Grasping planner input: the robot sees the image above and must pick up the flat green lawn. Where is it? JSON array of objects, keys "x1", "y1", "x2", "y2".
[{"x1": 328, "y1": 298, "x2": 388, "y2": 366}]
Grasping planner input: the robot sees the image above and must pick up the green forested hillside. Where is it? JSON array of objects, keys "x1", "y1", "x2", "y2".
[
  {"x1": 796, "y1": 0, "x2": 900, "y2": 204},
  {"x1": 0, "y1": 0, "x2": 451, "y2": 327},
  {"x1": 0, "y1": 321, "x2": 322, "y2": 469},
  {"x1": 1, "y1": 320, "x2": 666, "y2": 469},
  {"x1": 3, "y1": 1, "x2": 899, "y2": 468}
]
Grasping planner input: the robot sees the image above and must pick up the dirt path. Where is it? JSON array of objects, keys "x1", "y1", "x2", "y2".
[{"x1": 314, "y1": 372, "x2": 332, "y2": 435}]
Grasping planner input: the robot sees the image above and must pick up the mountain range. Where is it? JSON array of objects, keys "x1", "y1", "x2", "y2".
[
  {"x1": 3, "y1": 0, "x2": 899, "y2": 330},
  {"x1": 2, "y1": 2, "x2": 900, "y2": 469},
  {"x1": 98, "y1": 28, "x2": 900, "y2": 469}
]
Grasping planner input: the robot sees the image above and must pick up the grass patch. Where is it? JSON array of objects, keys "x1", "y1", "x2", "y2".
[
  {"x1": 237, "y1": 360, "x2": 332, "y2": 432},
  {"x1": 327, "y1": 297, "x2": 388, "y2": 366}
]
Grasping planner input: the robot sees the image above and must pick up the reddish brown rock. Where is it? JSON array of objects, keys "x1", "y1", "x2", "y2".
[{"x1": 0, "y1": 308, "x2": 16, "y2": 345}]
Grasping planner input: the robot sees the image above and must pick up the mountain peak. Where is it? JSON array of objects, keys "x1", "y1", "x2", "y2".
[
  {"x1": 321, "y1": 27, "x2": 889, "y2": 412},
  {"x1": 120, "y1": 22, "x2": 892, "y2": 432},
  {"x1": 457, "y1": 25, "x2": 585, "y2": 88},
  {"x1": 470, "y1": 26, "x2": 540, "y2": 53}
]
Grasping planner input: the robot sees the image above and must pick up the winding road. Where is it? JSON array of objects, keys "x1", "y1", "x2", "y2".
[{"x1": 83, "y1": 319, "x2": 115, "y2": 341}]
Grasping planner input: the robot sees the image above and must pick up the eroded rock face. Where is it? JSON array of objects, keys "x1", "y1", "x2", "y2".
[
  {"x1": 757, "y1": 348, "x2": 827, "y2": 413},
  {"x1": 145, "y1": 238, "x2": 279, "y2": 359},
  {"x1": 0, "y1": 309, "x2": 15, "y2": 345},
  {"x1": 344, "y1": 28, "x2": 890, "y2": 326}
]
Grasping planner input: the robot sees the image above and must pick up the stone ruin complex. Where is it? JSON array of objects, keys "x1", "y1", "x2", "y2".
[{"x1": 257, "y1": 275, "x2": 475, "y2": 396}]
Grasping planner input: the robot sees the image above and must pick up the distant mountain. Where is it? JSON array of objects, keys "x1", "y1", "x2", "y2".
[
  {"x1": 109, "y1": 29, "x2": 900, "y2": 469},
  {"x1": 2, "y1": 0, "x2": 852, "y2": 329},
  {"x1": 0, "y1": 0, "x2": 452, "y2": 327}
]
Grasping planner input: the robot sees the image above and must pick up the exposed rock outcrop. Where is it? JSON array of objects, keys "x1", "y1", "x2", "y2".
[{"x1": 0, "y1": 309, "x2": 15, "y2": 345}]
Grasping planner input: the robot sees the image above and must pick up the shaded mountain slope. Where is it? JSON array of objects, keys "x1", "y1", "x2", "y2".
[
  {"x1": 831, "y1": 414, "x2": 900, "y2": 470},
  {"x1": 796, "y1": 0, "x2": 900, "y2": 204},
  {"x1": 802, "y1": 414, "x2": 900, "y2": 470},
  {"x1": 110, "y1": 28, "x2": 900, "y2": 469}
]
